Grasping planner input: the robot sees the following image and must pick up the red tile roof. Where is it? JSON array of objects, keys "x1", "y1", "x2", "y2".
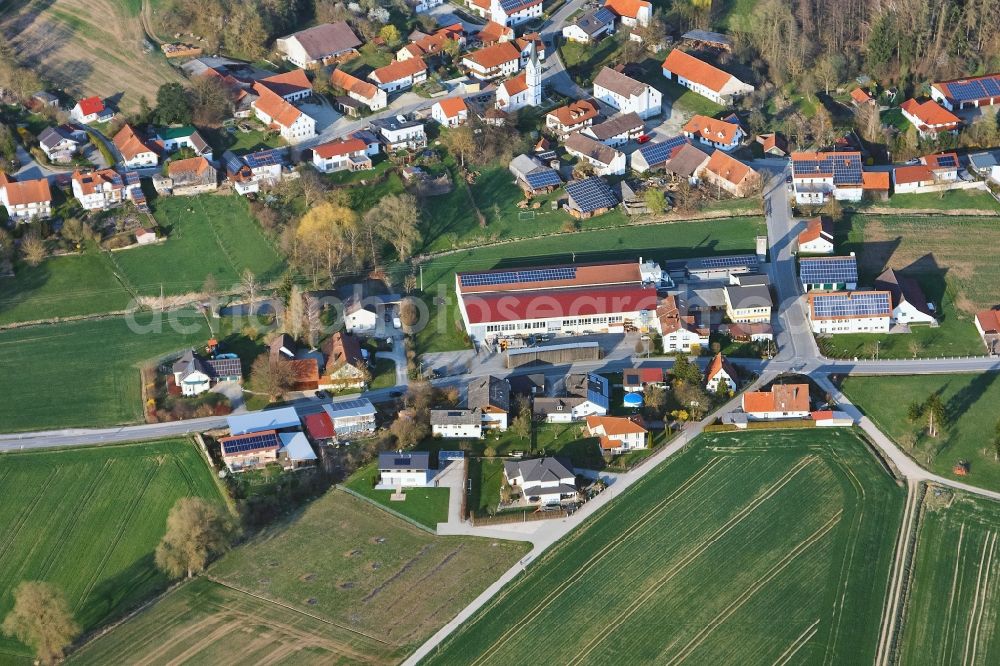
[
  {"x1": 683, "y1": 115, "x2": 740, "y2": 145},
  {"x1": 705, "y1": 353, "x2": 735, "y2": 382},
  {"x1": 253, "y1": 89, "x2": 302, "y2": 128},
  {"x1": 113, "y1": 123, "x2": 156, "y2": 161},
  {"x1": 586, "y1": 414, "x2": 648, "y2": 436},
  {"x1": 371, "y1": 57, "x2": 427, "y2": 83},
  {"x1": 850, "y1": 88, "x2": 873, "y2": 104},
  {"x1": 313, "y1": 137, "x2": 367, "y2": 158},
  {"x1": 436, "y1": 97, "x2": 468, "y2": 118},
  {"x1": 76, "y1": 96, "x2": 105, "y2": 116},
  {"x1": 894, "y1": 164, "x2": 934, "y2": 185},
  {"x1": 662, "y1": 49, "x2": 733, "y2": 93},
  {"x1": 0, "y1": 173, "x2": 51, "y2": 206},
  {"x1": 900, "y1": 98, "x2": 961, "y2": 130},
  {"x1": 464, "y1": 42, "x2": 521, "y2": 70},
  {"x1": 798, "y1": 217, "x2": 833, "y2": 244},
  {"x1": 167, "y1": 156, "x2": 212, "y2": 177},
  {"x1": 462, "y1": 285, "x2": 658, "y2": 324},
  {"x1": 862, "y1": 171, "x2": 890, "y2": 190},
  {"x1": 976, "y1": 309, "x2": 1000, "y2": 334},
  {"x1": 547, "y1": 99, "x2": 600, "y2": 127},
  {"x1": 478, "y1": 20, "x2": 514, "y2": 45},
  {"x1": 219, "y1": 429, "x2": 281, "y2": 455},
  {"x1": 255, "y1": 69, "x2": 312, "y2": 98},
  {"x1": 703, "y1": 149, "x2": 754, "y2": 186},
  {"x1": 623, "y1": 367, "x2": 664, "y2": 386},
  {"x1": 303, "y1": 412, "x2": 336, "y2": 440},
  {"x1": 500, "y1": 72, "x2": 528, "y2": 96},
  {"x1": 72, "y1": 169, "x2": 121, "y2": 196},
  {"x1": 604, "y1": 0, "x2": 651, "y2": 20},
  {"x1": 743, "y1": 384, "x2": 810, "y2": 414},
  {"x1": 922, "y1": 152, "x2": 960, "y2": 169},
  {"x1": 331, "y1": 68, "x2": 380, "y2": 100},
  {"x1": 458, "y1": 261, "x2": 641, "y2": 294}
]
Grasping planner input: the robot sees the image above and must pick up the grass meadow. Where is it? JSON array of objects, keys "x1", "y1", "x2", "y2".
[
  {"x1": 344, "y1": 464, "x2": 451, "y2": 529},
  {"x1": 0, "y1": 439, "x2": 224, "y2": 661},
  {"x1": 73, "y1": 490, "x2": 530, "y2": 664},
  {"x1": 841, "y1": 373, "x2": 1000, "y2": 492},
  {"x1": 898, "y1": 488, "x2": 1000, "y2": 665},
  {"x1": 424, "y1": 429, "x2": 905, "y2": 665}
]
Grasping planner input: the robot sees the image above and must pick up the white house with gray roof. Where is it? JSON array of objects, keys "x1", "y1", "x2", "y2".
[
  {"x1": 378, "y1": 451, "x2": 433, "y2": 488},
  {"x1": 276, "y1": 22, "x2": 361, "y2": 68},
  {"x1": 592, "y1": 66, "x2": 661, "y2": 119},
  {"x1": 504, "y1": 457, "x2": 577, "y2": 506},
  {"x1": 431, "y1": 409, "x2": 482, "y2": 438}
]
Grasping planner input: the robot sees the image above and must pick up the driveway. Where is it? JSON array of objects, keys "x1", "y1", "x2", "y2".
[{"x1": 211, "y1": 381, "x2": 246, "y2": 412}]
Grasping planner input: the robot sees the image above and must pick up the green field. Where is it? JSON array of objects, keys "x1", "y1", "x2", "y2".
[
  {"x1": 898, "y1": 488, "x2": 1000, "y2": 665},
  {"x1": 841, "y1": 373, "x2": 1000, "y2": 492},
  {"x1": 411, "y1": 216, "x2": 766, "y2": 352},
  {"x1": 0, "y1": 439, "x2": 224, "y2": 661},
  {"x1": 872, "y1": 189, "x2": 1000, "y2": 213},
  {"x1": 74, "y1": 490, "x2": 531, "y2": 663},
  {"x1": 0, "y1": 311, "x2": 228, "y2": 431},
  {"x1": 425, "y1": 429, "x2": 905, "y2": 664},
  {"x1": 344, "y1": 464, "x2": 451, "y2": 529}
]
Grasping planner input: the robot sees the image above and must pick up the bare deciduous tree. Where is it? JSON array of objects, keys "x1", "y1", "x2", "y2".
[{"x1": 155, "y1": 498, "x2": 239, "y2": 579}]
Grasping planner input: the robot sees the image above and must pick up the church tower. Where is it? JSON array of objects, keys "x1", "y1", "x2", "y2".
[{"x1": 526, "y1": 42, "x2": 541, "y2": 107}]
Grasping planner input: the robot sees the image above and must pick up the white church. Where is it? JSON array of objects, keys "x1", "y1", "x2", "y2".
[{"x1": 495, "y1": 42, "x2": 541, "y2": 113}]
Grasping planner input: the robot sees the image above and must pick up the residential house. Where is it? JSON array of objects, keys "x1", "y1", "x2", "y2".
[
  {"x1": 495, "y1": 43, "x2": 541, "y2": 112},
  {"x1": 432, "y1": 97, "x2": 469, "y2": 127},
  {"x1": 532, "y1": 397, "x2": 586, "y2": 422},
  {"x1": 756, "y1": 132, "x2": 788, "y2": 157},
  {"x1": 462, "y1": 42, "x2": 522, "y2": 81},
  {"x1": 699, "y1": 149, "x2": 758, "y2": 196},
  {"x1": 900, "y1": 98, "x2": 961, "y2": 138},
  {"x1": 503, "y1": 457, "x2": 576, "y2": 506},
  {"x1": 931, "y1": 73, "x2": 1000, "y2": 111},
  {"x1": 808, "y1": 291, "x2": 892, "y2": 334},
  {"x1": 154, "y1": 126, "x2": 213, "y2": 159},
  {"x1": 398, "y1": 23, "x2": 464, "y2": 61},
  {"x1": 113, "y1": 124, "x2": 158, "y2": 168},
  {"x1": 582, "y1": 112, "x2": 644, "y2": 147},
  {"x1": 377, "y1": 451, "x2": 433, "y2": 488},
  {"x1": 343, "y1": 298, "x2": 379, "y2": 333},
  {"x1": 31, "y1": 91, "x2": 59, "y2": 109},
  {"x1": 38, "y1": 126, "x2": 85, "y2": 163},
  {"x1": 369, "y1": 58, "x2": 428, "y2": 93},
  {"x1": 562, "y1": 8, "x2": 616, "y2": 43},
  {"x1": 622, "y1": 367, "x2": 664, "y2": 392},
  {"x1": 974, "y1": 308, "x2": 1000, "y2": 354},
  {"x1": 509, "y1": 373, "x2": 545, "y2": 397},
  {"x1": 742, "y1": 384, "x2": 811, "y2": 420},
  {"x1": 892, "y1": 152, "x2": 961, "y2": 194},
  {"x1": 330, "y1": 68, "x2": 388, "y2": 111},
  {"x1": 371, "y1": 116, "x2": 427, "y2": 152},
  {"x1": 657, "y1": 294, "x2": 709, "y2": 353},
  {"x1": 166, "y1": 157, "x2": 217, "y2": 195},
  {"x1": 509, "y1": 154, "x2": 562, "y2": 193},
  {"x1": 586, "y1": 415, "x2": 647, "y2": 454},
  {"x1": 0, "y1": 173, "x2": 52, "y2": 222},
  {"x1": 850, "y1": 88, "x2": 874, "y2": 106},
  {"x1": 476, "y1": 20, "x2": 515, "y2": 46},
  {"x1": 790, "y1": 152, "x2": 873, "y2": 205},
  {"x1": 723, "y1": 281, "x2": 772, "y2": 323},
  {"x1": 276, "y1": 21, "x2": 362, "y2": 68},
  {"x1": 565, "y1": 176, "x2": 620, "y2": 218},
  {"x1": 312, "y1": 137, "x2": 373, "y2": 173},
  {"x1": 800, "y1": 254, "x2": 858, "y2": 291},
  {"x1": 320, "y1": 332, "x2": 368, "y2": 389},
  {"x1": 704, "y1": 352, "x2": 737, "y2": 393},
  {"x1": 797, "y1": 217, "x2": 835, "y2": 255},
  {"x1": 563, "y1": 132, "x2": 626, "y2": 176},
  {"x1": 630, "y1": 135, "x2": 689, "y2": 173},
  {"x1": 431, "y1": 410, "x2": 483, "y2": 438},
  {"x1": 661, "y1": 49, "x2": 754, "y2": 105},
  {"x1": 593, "y1": 66, "x2": 661, "y2": 119},
  {"x1": 968, "y1": 150, "x2": 1000, "y2": 183},
  {"x1": 604, "y1": 0, "x2": 652, "y2": 28},
  {"x1": 252, "y1": 89, "x2": 316, "y2": 143},
  {"x1": 269, "y1": 334, "x2": 320, "y2": 391},
  {"x1": 874, "y1": 269, "x2": 936, "y2": 326},
  {"x1": 70, "y1": 96, "x2": 113, "y2": 124},
  {"x1": 223, "y1": 148, "x2": 288, "y2": 195},
  {"x1": 171, "y1": 348, "x2": 242, "y2": 396},
  {"x1": 254, "y1": 70, "x2": 314, "y2": 104},
  {"x1": 545, "y1": 99, "x2": 600, "y2": 136},
  {"x1": 476, "y1": 0, "x2": 543, "y2": 27},
  {"x1": 565, "y1": 372, "x2": 611, "y2": 415},
  {"x1": 219, "y1": 430, "x2": 282, "y2": 472},
  {"x1": 322, "y1": 398, "x2": 377, "y2": 437},
  {"x1": 71, "y1": 169, "x2": 130, "y2": 210},
  {"x1": 468, "y1": 375, "x2": 511, "y2": 430},
  {"x1": 682, "y1": 115, "x2": 744, "y2": 152},
  {"x1": 410, "y1": 0, "x2": 444, "y2": 12}
]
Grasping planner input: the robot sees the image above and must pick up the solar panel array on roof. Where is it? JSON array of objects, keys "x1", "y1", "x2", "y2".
[
  {"x1": 245, "y1": 149, "x2": 284, "y2": 168},
  {"x1": 694, "y1": 255, "x2": 759, "y2": 270},
  {"x1": 536, "y1": 150, "x2": 558, "y2": 162},
  {"x1": 594, "y1": 7, "x2": 616, "y2": 23},
  {"x1": 325, "y1": 397, "x2": 376, "y2": 418},
  {"x1": 460, "y1": 266, "x2": 577, "y2": 288},
  {"x1": 800, "y1": 256, "x2": 858, "y2": 284},
  {"x1": 793, "y1": 153, "x2": 863, "y2": 186},
  {"x1": 224, "y1": 152, "x2": 243, "y2": 172},
  {"x1": 566, "y1": 177, "x2": 618, "y2": 213},
  {"x1": 946, "y1": 75, "x2": 1000, "y2": 102},
  {"x1": 206, "y1": 357, "x2": 242, "y2": 377},
  {"x1": 811, "y1": 292, "x2": 890, "y2": 318},
  {"x1": 498, "y1": 0, "x2": 533, "y2": 12},
  {"x1": 122, "y1": 171, "x2": 140, "y2": 186},
  {"x1": 638, "y1": 135, "x2": 687, "y2": 166},
  {"x1": 222, "y1": 431, "x2": 281, "y2": 455},
  {"x1": 524, "y1": 168, "x2": 562, "y2": 189},
  {"x1": 933, "y1": 154, "x2": 957, "y2": 168}
]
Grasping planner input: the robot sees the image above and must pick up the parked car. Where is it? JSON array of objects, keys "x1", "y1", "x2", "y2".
[{"x1": 636, "y1": 134, "x2": 652, "y2": 144}]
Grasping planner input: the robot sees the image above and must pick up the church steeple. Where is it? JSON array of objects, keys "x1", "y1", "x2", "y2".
[{"x1": 526, "y1": 41, "x2": 541, "y2": 107}]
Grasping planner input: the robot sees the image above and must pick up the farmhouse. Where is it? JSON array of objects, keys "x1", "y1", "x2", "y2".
[
  {"x1": 661, "y1": 49, "x2": 753, "y2": 105},
  {"x1": 790, "y1": 152, "x2": 873, "y2": 205},
  {"x1": 154, "y1": 126, "x2": 213, "y2": 160},
  {"x1": 562, "y1": 8, "x2": 616, "y2": 43},
  {"x1": 377, "y1": 451, "x2": 433, "y2": 488},
  {"x1": 900, "y1": 98, "x2": 961, "y2": 137},
  {"x1": 254, "y1": 70, "x2": 313, "y2": 103},
  {"x1": 800, "y1": 255, "x2": 858, "y2": 291},
  {"x1": 808, "y1": 291, "x2": 892, "y2": 334},
  {"x1": 700, "y1": 150, "x2": 758, "y2": 197},
  {"x1": 874, "y1": 269, "x2": 936, "y2": 325},
  {"x1": 371, "y1": 116, "x2": 427, "y2": 152},
  {"x1": 657, "y1": 294, "x2": 709, "y2": 353},
  {"x1": 630, "y1": 135, "x2": 689, "y2": 173},
  {"x1": 38, "y1": 125, "x2": 85, "y2": 163},
  {"x1": 622, "y1": 367, "x2": 664, "y2": 392},
  {"x1": 974, "y1": 308, "x2": 1000, "y2": 354},
  {"x1": 582, "y1": 112, "x2": 644, "y2": 147},
  {"x1": 593, "y1": 66, "x2": 661, "y2": 119},
  {"x1": 723, "y1": 281, "x2": 772, "y2": 323},
  {"x1": 171, "y1": 348, "x2": 242, "y2": 396},
  {"x1": 563, "y1": 132, "x2": 626, "y2": 176},
  {"x1": 586, "y1": 415, "x2": 647, "y2": 454},
  {"x1": 892, "y1": 152, "x2": 961, "y2": 194},
  {"x1": 320, "y1": 332, "x2": 368, "y2": 389},
  {"x1": 931, "y1": 73, "x2": 1000, "y2": 111},
  {"x1": 432, "y1": 97, "x2": 469, "y2": 127},
  {"x1": 477, "y1": 20, "x2": 515, "y2": 45},
  {"x1": 166, "y1": 157, "x2": 217, "y2": 195},
  {"x1": 276, "y1": 21, "x2": 362, "y2": 68},
  {"x1": 468, "y1": 375, "x2": 511, "y2": 430},
  {"x1": 431, "y1": 409, "x2": 483, "y2": 438},
  {"x1": 0, "y1": 172, "x2": 52, "y2": 222},
  {"x1": 462, "y1": 42, "x2": 522, "y2": 81},
  {"x1": 113, "y1": 124, "x2": 158, "y2": 168},
  {"x1": 797, "y1": 217, "x2": 835, "y2": 255},
  {"x1": 312, "y1": 137, "x2": 373, "y2": 173},
  {"x1": 682, "y1": 115, "x2": 744, "y2": 152},
  {"x1": 252, "y1": 89, "x2": 317, "y2": 143},
  {"x1": 546, "y1": 99, "x2": 600, "y2": 136},
  {"x1": 369, "y1": 58, "x2": 428, "y2": 92},
  {"x1": 509, "y1": 154, "x2": 562, "y2": 193},
  {"x1": 705, "y1": 352, "x2": 737, "y2": 393},
  {"x1": 70, "y1": 96, "x2": 113, "y2": 124},
  {"x1": 604, "y1": 0, "x2": 651, "y2": 27},
  {"x1": 398, "y1": 23, "x2": 465, "y2": 61},
  {"x1": 504, "y1": 457, "x2": 576, "y2": 506},
  {"x1": 330, "y1": 68, "x2": 388, "y2": 111},
  {"x1": 742, "y1": 384, "x2": 811, "y2": 420}
]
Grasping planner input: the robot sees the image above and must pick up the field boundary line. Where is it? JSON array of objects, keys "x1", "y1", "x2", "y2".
[
  {"x1": 672, "y1": 509, "x2": 843, "y2": 664},
  {"x1": 962, "y1": 530, "x2": 996, "y2": 666},
  {"x1": 875, "y1": 480, "x2": 923, "y2": 666},
  {"x1": 940, "y1": 522, "x2": 966, "y2": 662},
  {"x1": 566, "y1": 455, "x2": 819, "y2": 666},
  {"x1": 773, "y1": 619, "x2": 821, "y2": 666},
  {"x1": 468, "y1": 455, "x2": 729, "y2": 666}
]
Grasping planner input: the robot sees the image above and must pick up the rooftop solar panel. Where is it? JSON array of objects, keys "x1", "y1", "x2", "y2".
[
  {"x1": 638, "y1": 135, "x2": 687, "y2": 167},
  {"x1": 460, "y1": 266, "x2": 578, "y2": 288},
  {"x1": 985, "y1": 78, "x2": 1000, "y2": 97},
  {"x1": 792, "y1": 153, "x2": 863, "y2": 186},
  {"x1": 933, "y1": 154, "x2": 957, "y2": 168},
  {"x1": 221, "y1": 431, "x2": 280, "y2": 455},
  {"x1": 800, "y1": 256, "x2": 858, "y2": 284},
  {"x1": 245, "y1": 149, "x2": 284, "y2": 169},
  {"x1": 565, "y1": 177, "x2": 618, "y2": 213},
  {"x1": 811, "y1": 292, "x2": 891, "y2": 319},
  {"x1": 498, "y1": 0, "x2": 532, "y2": 11},
  {"x1": 536, "y1": 150, "x2": 558, "y2": 162},
  {"x1": 695, "y1": 255, "x2": 759, "y2": 270},
  {"x1": 524, "y1": 169, "x2": 562, "y2": 189},
  {"x1": 594, "y1": 7, "x2": 616, "y2": 23}
]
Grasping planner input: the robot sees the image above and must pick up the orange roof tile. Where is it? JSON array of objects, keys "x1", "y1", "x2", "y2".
[
  {"x1": 253, "y1": 89, "x2": 302, "y2": 128},
  {"x1": 0, "y1": 173, "x2": 51, "y2": 206},
  {"x1": 862, "y1": 171, "x2": 890, "y2": 190},
  {"x1": 313, "y1": 137, "x2": 367, "y2": 158},
  {"x1": 922, "y1": 152, "x2": 960, "y2": 169},
  {"x1": 72, "y1": 169, "x2": 121, "y2": 196},
  {"x1": 586, "y1": 415, "x2": 648, "y2": 436},
  {"x1": 977, "y1": 308, "x2": 1000, "y2": 334},
  {"x1": 703, "y1": 149, "x2": 754, "y2": 186},
  {"x1": 900, "y1": 98, "x2": 961, "y2": 129},
  {"x1": 705, "y1": 353, "x2": 736, "y2": 382},
  {"x1": 662, "y1": 49, "x2": 733, "y2": 94},
  {"x1": 167, "y1": 156, "x2": 212, "y2": 177},
  {"x1": 436, "y1": 97, "x2": 468, "y2": 118},
  {"x1": 893, "y1": 165, "x2": 934, "y2": 185},
  {"x1": 797, "y1": 217, "x2": 833, "y2": 244},
  {"x1": 464, "y1": 42, "x2": 521, "y2": 70},
  {"x1": 604, "y1": 0, "x2": 651, "y2": 19},
  {"x1": 683, "y1": 114, "x2": 741, "y2": 145},
  {"x1": 547, "y1": 99, "x2": 600, "y2": 127},
  {"x1": 330, "y1": 68, "x2": 380, "y2": 100},
  {"x1": 500, "y1": 71, "x2": 527, "y2": 96},
  {"x1": 742, "y1": 384, "x2": 810, "y2": 414},
  {"x1": 850, "y1": 88, "x2": 872, "y2": 103},
  {"x1": 113, "y1": 123, "x2": 157, "y2": 161},
  {"x1": 478, "y1": 20, "x2": 514, "y2": 45},
  {"x1": 371, "y1": 57, "x2": 427, "y2": 83}
]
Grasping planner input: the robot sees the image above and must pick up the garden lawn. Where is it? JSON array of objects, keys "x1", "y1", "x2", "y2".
[
  {"x1": 661, "y1": 77, "x2": 726, "y2": 117},
  {"x1": 424, "y1": 429, "x2": 904, "y2": 665},
  {"x1": 122, "y1": 489, "x2": 527, "y2": 663},
  {"x1": 0, "y1": 439, "x2": 225, "y2": 661},
  {"x1": 0, "y1": 248, "x2": 131, "y2": 325},
  {"x1": 369, "y1": 357, "x2": 398, "y2": 389},
  {"x1": 344, "y1": 463, "x2": 450, "y2": 529},
  {"x1": 114, "y1": 194, "x2": 285, "y2": 295},
  {"x1": 841, "y1": 373, "x2": 1000, "y2": 492},
  {"x1": 869, "y1": 189, "x2": 1000, "y2": 213},
  {"x1": 897, "y1": 488, "x2": 1000, "y2": 665}
]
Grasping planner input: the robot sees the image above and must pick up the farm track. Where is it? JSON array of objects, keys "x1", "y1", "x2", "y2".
[{"x1": 876, "y1": 480, "x2": 921, "y2": 666}]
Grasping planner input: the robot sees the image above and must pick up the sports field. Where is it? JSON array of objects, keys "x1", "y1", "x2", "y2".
[
  {"x1": 425, "y1": 429, "x2": 905, "y2": 665},
  {"x1": 898, "y1": 488, "x2": 1000, "y2": 665},
  {"x1": 0, "y1": 439, "x2": 224, "y2": 661},
  {"x1": 72, "y1": 490, "x2": 530, "y2": 664}
]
